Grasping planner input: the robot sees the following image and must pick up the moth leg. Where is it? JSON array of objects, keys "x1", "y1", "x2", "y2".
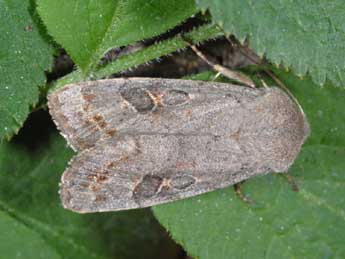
[
  {"x1": 191, "y1": 44, "x2": 255, "y2": 87},
  {"x1": 234, "y1": 181, "x2": 255, "y2": 204},
  {"x1": 281, "y1": 173, "x2": 299, "y2": 192},
  {"x1": 212, "y1": 71, "x2": 222, "y2": 81},
  {"x1": 259, "y1": 78, "x2": 270, "y2": 89},
  {"x1": 182, "y1": 37, "x2": 255, "y2": 87}
]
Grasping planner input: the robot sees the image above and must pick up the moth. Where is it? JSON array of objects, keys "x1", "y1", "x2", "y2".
[{"x1": 48, "y1": 77, "x2": 310, "y2": 213}]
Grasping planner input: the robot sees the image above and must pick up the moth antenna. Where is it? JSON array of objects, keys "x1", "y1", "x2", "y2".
[
  {"x1": 221, "y1": 29, "x2": 263, "y2": 65},
  {"x1": 234, "y1": 182, "x2": 255, "y2": 204},
  {"x1": 185, "y1": 41, "x2": 255, "y2": 88},
  {"x1": 220, "y1": 30, "x2": 307, "y2": 119},
  {"x1": 260, "y1": 78, "x2": 269, "y2": 89},
  {"x1": 264, "y1": 69, "x2": 307, "y2": 119}
]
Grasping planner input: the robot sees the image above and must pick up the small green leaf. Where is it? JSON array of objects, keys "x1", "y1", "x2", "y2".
[
  {"x1": 196, "y1": 0, "x2": 345, "y2": 87},
  {"x1": 0, "y1": 113, "x2": 178, "y2": 259},
  {"x1": 37, "y1": 0, "x2": 197, "y2": 72},
  {"x1": 0, "y1": 0, "x2": 53, "y2": 140},
  {"x1": 153, "y1": 72, "x2": 345, "y2": 259}
]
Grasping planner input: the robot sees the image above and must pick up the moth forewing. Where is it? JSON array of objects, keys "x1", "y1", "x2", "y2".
[
  {"x1": 48, "y1": 78, "x2": 265, "y2": 150},
  {"x1": 48, "y1": 78, "x2": 310, "y2": 213}
]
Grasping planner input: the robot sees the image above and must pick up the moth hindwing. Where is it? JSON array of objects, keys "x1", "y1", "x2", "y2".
[{"x1": 47, "y1": 78, "x2": 310, "y2": 213}]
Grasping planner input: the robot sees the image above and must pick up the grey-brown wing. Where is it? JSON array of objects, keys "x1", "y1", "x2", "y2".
[
  {"x1": 60, "y1": 109, "x2": 308, "y2": 213},
  {"x1": 60, "y1": 134, "x2": 257, "y2": 213},
  {"x1": 48, "y1": 78, "x2": 270, "y2": 151}
]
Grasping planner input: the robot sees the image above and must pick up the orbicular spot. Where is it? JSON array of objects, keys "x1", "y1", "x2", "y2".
[
  {"x1": 170, "y1": 175, "x2": 196, "y2": 190},
  {"x1": 120, "y1": 87, "x2": 155, "y2": 113},
  {"x1": 133, "y1": 175, "x2": 163, "y2": 200},
  {"x1": 163, "y1": 90, "x2": 189, "y2": 106}
]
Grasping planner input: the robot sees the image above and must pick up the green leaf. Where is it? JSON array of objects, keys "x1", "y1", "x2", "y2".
[
  {"x1": 196, "y1": 0, "x2": 345, "y2": 87},
  {"x1": 0, "y1": 210, "x2": 59, "y2": 259},
  {"x1": 153, "y1": 72, "x2": 345, "y2": 258},
  {"x1": 36, "y1": 0, "x2": 197, "y2": 72},
  {"x1": 54, "y1": 24, "x2": 223, "y2": 89},
  {"x1": 0, "y1": 112, "x2": 178, "y2": 259},
  {"x1": 0, "y1": 0, "x2": 53, "y2": 140}
]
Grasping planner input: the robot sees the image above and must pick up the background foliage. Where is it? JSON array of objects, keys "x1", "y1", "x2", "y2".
[
  {"x1": 1, "y1": 0, "x2": 344, "y2": 258},
  {"x1": 196, "y1": 0, "x2": 345, "y2": 87}
]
